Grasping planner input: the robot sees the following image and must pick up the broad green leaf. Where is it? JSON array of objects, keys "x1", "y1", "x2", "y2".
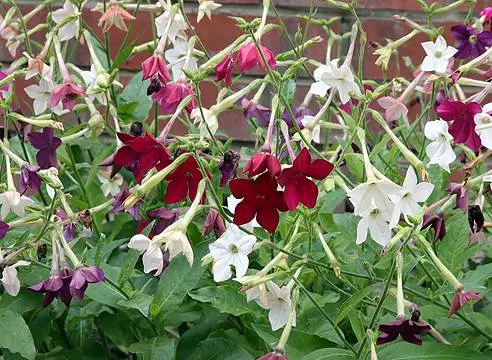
[
  {"x1": 378, "y1": 342, "x2": 485, "y2": 360},
  {"x1": 347, "y1": 311, "x2": 365, "y2": 343},
  {"x1": 336, "y1": 282, "x2": 381, "y2": 324},
  {"x1": 118, "y1": 293, "x2": 153, "y2": 317},
  {"x1": 0, "y1": 308, "x2": 36, "y2": 360},
  {"x1": 462, "y1": 263, "x2": 492, "y2": 290},
  {"x1": 319, "y1": 189, "x2": 347, "y2": 213},
  {"x1": 300, "y1": 348, "x2": 355, "y2": 360},
  {"x1": 117, "y1": 249, "x2": 141, "y2": 287},
  {"x1": 119, "y1": 71, "x2": 153, "y2": 120},
  {"x1": 128, "y1": 337, "x2": 175, "y2": 360},
  {"x1": 281, "y1": 79, "x2": 296, "y2": 107},
  {"x1": 188, "y1": 338, "x2": 253, "y2": 360},
  {"x1": 189, "y1": 285, "x2": 256, "y2": 316},
  {"x1": 344, "y1": 153, "x2": 364, "y2": 183}
]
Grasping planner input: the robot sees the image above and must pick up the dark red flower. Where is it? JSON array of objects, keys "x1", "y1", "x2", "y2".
[
  {"x1": 70, "y1": 266, "x2": 105, "y2": 300},
  {"x1": 258, "y1": 351, "x2": 288, "y2": 360},
  {"x1": 203, "y1": 209, "x2": 226, "y2": 237},
  {"x1": 215, "y1": 54, "x2": 235, "y2": 86},
  {"x1": 164, "y1": 156, "x2": 206, "y2": 204},
  {"x1": 0, "y1": 221, "x2": 9, "y2": 239},
  {"x1": 243, "y1": 153, "x2": 281, "y2": 178},
  {"x1": 113, "y1": 132, "x2": 172, "y2": 184},
  {"x1": 448, "y1": 289, "x2": 481, "y2": 317},
  {"x1": 422, "y1": 212, "x2": 446, "y2": 242},
  {"x1": 468, "y1": 205, "x2": 484, "y2": 233},
  {"x1": 229, "y1": 173, "x2": 288, "y2": 233},
  {"x1": 377, "y1": 316, "x2": 431, "y2": 346},
  {"x1": 436, "y1": 99, "x2": 482, "y2": 152},
  {"x1": 30, "y1": 268, "x2": 74, "y2": 307},
  {"x1": 278, "y1": 148, "x2": 334, "y2": 211},
  {"x1": 451, "y1": 25, "x2": 492, "y2": 59},
  {"x1": 136, "y1": 207, "x2": 179, "y2": 238},
  {"x1": 447, "y1": 182, "x2": 468, "y2": 212},
  {"x1": 237, "y1": 44, "x2": 276, "y2": 72},
  {"x1": 218, "y1": 150, "x2": 240, "y2": 186},
  {"x1": 142, "y1": 54, "x2": 171, "y2": 86},
  {"x1": 112, "y1": 188, "x2": 142, "y2": 220},
  {"x1": 152, "y1": 82, "x2": 196, "y2": 114},
  {"x1": 19, "y1": 165, "x2": 41, "y2": 195},
  {"x1": 27, "y1": 128, "x2": 62, "y2": 169}
]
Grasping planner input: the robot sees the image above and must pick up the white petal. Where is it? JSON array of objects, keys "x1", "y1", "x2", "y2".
[
  {"x1": 212, "y1": 258, "x2": 232, "y2": 282},
  {"x1": 421, "y1": 41, "x2": 436, "y2": 56},
  {"x1": 412, "y1": 183, "x2": 435, "y2": 202},
  {"x1": 128, "y1": 234, "x2": 151, "y2": 252},
  {"x1": 356, "y1": 217, "x2": 369, "y2": 244},
  {"x1": 402, "y1": 167, "x2": 418, "y2": 192},
  {"x1": 1, "y1": 266, "x2": 20, "y2": 296},
  {"x1": 368, "y1": 216, "x2": 390, "y2": 246},
  {"x1": 309, "y1": 81, "x2": 330, "y2": 97},
  {"x1": 142, "y1": 246, "x2": 163, "y2": 274},
  {"x1": 230, "y1": 254, "x2": 249, "y2": 278}
]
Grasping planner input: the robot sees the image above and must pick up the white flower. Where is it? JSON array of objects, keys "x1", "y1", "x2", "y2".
[
  {"x1": 1, "y1": 260, "x2": 30, "y2": 296},
  {"x1": 24, "y1": 52, "x2": 50, "y2": 80},
  {"x1": 227, "y1": 195, "x2": 259, "y2": 230},
  {"x1": 299, "y1": 115, "x2": 321, "y2": 143},
  {"x1": 208, "y1": 224, "x2": 256, "y2": 282},
  {"x1": 424, "y1": 120, "x2": 456, "y2": 172},
  {"x1": 73, "y1": 64, "x2": 107, "y2": 105},
  {"x1": 0, "y1": 191, "x2": 35, "y2": 219},
  {"x1": 165, "y1": 38, "x2": 198, "y2": 82},
  {"x1": 389, "y1": 167, "x2": 434, "y2": 228},
  {"x1": 265, "y1": 281, "x2": 295, "y2": 331},
  {"x1": 310, "y1": 58, "x2": 360, "y2": 104},
  {"x1": 155, "y1": 220, "x2": 194, "y2": 266},
  {"x1": 97, "y1": 171, "x2": 123, "y2": 197},
  {"x1": 474, "y1": 103, "x2": 492, "y2": 149},
  {"x1": 197, "y1": 0, "x2": 221, "y2": 23},
  {"x1": 190, "y1": 107, "x2": 218, "y2": 140},
  {"x1": 52, "y1": 0, "x2": 80, "y2": 42},
  {"x1": 128, "y1": 234, "x2": 165, "y2": 275},
  {"x1": 347, "y1": 179, "x2": 399, "y2": 217},
  {"x1": 245, "y1": 282, "x2": 269, "y2": 309},
  {"x1": 420, "y1": 36, "x2": 457, "y2": 73},
  {"x1": 155, "y1": 7, "x2": 187, "y2": 44},
  {"x1": 24, "y1": 70, "x2": 63, "y2": 115},
  {"x1": 356, "y1": 202, "x2": 392, "y2": 246}
]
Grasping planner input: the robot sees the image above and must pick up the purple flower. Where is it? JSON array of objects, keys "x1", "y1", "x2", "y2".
[
  {"x1": 70, "y1": 266, "x2": 105, "y2": 300},
  {"x1": 422, "y1": 212, "x2": 446, "y2": 242},
  {"x1": 27, "y1": 128, "x2": 62, "y2": 169},
  {"x1": 241, "y1": 98, "x2": 271, "y2": 127},
  {"x1": 137, "y1": 207, "x2": 179, "y2": 238},
  {"x1": 0, "y1": 221, "x2": 9, "y2": 239},
  {"x1": 282, "y1": 106, "x2": 311, "y2": 129},
  {"x1": 218, "y1": 150, "x2": 240, "y2": 186},
  {"x1": 112, "y1": 188, "x2": 142, "y2": 220},
  {"x1": 258, "y1": 351, "x2": 288, "y2": 360},
  {"x1": 451, "y1": 25, "x2": 492, "y2": 59},
  {"x1": 377, "y1": 316, "x2": 431, "y2": 346},
  {"x1": 56, "y1": 209, "x2": 75, "y2": 242},
  {"x1": 202, "y1": 209, "x2": 226, "y2": 237},
  {"x1": 448, "y1": 289, "x2": 481, "y2": 317},
  {"x1": 29, "y1": 268, "x2": 74, "y2": 306},
  {"x1": 19, "y1": 165, "x2": 41, "y2": 195},
  {"x1": 447, "y1": 183, "x2": 468, "y2": 212}
]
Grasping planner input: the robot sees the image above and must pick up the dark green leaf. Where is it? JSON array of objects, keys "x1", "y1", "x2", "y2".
[
  {"x1": 378, "y1": 342, "x2": 484, "y2": 360},
  {"x1": 128, "y1": 337, "x2": 175, "y2": 360},
  {"x1": 300, "y1": 348, "x2": 355, "y2": 360},
  {"x1": 0, "y1": 308, "x2": 36, "y2": 360},
  {"x1": 188, "y1": 338, "x2": 253, "y2": 360}
]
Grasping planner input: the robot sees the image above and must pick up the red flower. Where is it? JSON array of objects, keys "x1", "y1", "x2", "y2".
[
  {"x1": 164, "y1": 156, "x2": 207, "y2": 204},
  {"x1": 113, "y1": 132, "x2": 171, "y2": 183},
  {"x1": 237, "y1": 44, "x2": 276, "y2": 72},
  {"x1": 243, "y1": 153, "x2": 281, "y2": 178},
  {"x1": 448, "y1": 289, "x2": 481, "y2": 317},
  {"x1": 229, "y1": 173, "x2": 288, "y2": 233},
  {"x1": 377, "y1": 316, "x2": 431, "y2": 346},
  {"x1": 436, "y1": 99, "x2": 482, "y2": 152},
  {"x1": 278, "y1": 148, "x2": 334, "y2": 211},
  {"x1": 215, "y1": 54, "x2": 235, "y2": 86}
]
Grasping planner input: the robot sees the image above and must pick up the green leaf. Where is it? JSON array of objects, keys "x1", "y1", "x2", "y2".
[
  {"x1": 188, "y1": 338, "x2": 253, "y2": 360},
  {"x1": 149, "y1": 245, "x2": 206, "y2": 319},
  {"x1": 347, "y1": 311, "x2": 365, "y2": 343},
  {"x1": 117, "y1": 249, "x2": 141, "y2": 287},
  {"x1": 463, "y1": 263, "x2": 492, "y2": 290},
  {"x1": 0, "y1": 308, "x2": 36, "y2": 360},
  {"x1": 300, "y1": 348, "x2": 355, "y2": 360},
  {"x1": 118, "y1": 71, "x2": 153, "y2": 120},
  {"x1": 189, "y1": 285, "x2": 256, "y2": 316},
  {"x1": 128, "y1": 337, "x2": 175, "y2": 360},
  {"x1": 344, "y1": 153, "x2": 364, "y2": 183},
  {"x1": 335, "y1": 282, "x2": 381, "y2": 324},
  {"x1": 281, "y1": 79, "x2": 296, "y2": 107},
  {"x1": 378, "y1": 342, "x2": 484, "y2": 360},
  {"x1": 111, "y1": 42, "x2": 136, "y2": 72},
  {"x1": 319, "y1": 189, "x2": 347, "y2": 213},
  {"x1": 118, "y1": 293, "x2": 153, "y2": 317}
]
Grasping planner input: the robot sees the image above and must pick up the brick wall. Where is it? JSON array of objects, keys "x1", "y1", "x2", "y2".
[{"x1": 1, "y1": 0, "x2": 488, "y2": 141}]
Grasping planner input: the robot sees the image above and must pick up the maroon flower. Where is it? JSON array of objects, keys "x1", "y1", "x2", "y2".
[
  {"x1": 56, "y1": 209, "x2": 75, "y2": 242},
  {"x1": 422, "y1": 212, "x2": 446, "y2": 242},
  {"x1": 164, "y1": 156, "x2": 206, "y2": 204},
  {"x1": 49, "y1": 81, "x2": 87, "y2": 111},
  {"x1": 377, "y1": 316, "x2": 431, "y2": 346},
  {"x1": 237, "y1": 44, "x2": 276, "y2": 72},
  {"x1": 136, "y1": 207, "x2": 179, "y2": 238},
  {"x1": 278, "y1": 148, "x2": 334, "y2": 211},
  {"x1": 142, "y1": 54, "x2": 171, "y2": 86},
  {"x1": 243, "y1": 153, "x2": 281, "y2": 178},
  {"x1": 258, "y1": 351, "x2": 288, "y2": 360},
  {"x1": 436, "y1": 99, "x2": 482, "y2": 152},
  {"x1": 203, "y1": 210, "x2": 226, "y2": 237},
  {"x1": 447, "y1": 182, "x2": 468, "y2": 212},
  {"x1": 113, "y1": 132, "x2": 172, "y2": 184},
  {"x1": 19, "y1": 165, "x2": 41, "y2": 195},
  {"x1": 448, "y1": 289, "x2": 481, "y2": 317},
  {"x1": 27, "y1": 128, "x2": 62, "y2": 169},
  {"x1": 30, "y1": 268, "x2": 74, "y2": 307},
  {"x1": 215, "y1": 54, "x2": 235, "y2": 86},
  {"x1": 112, "y1": 188, "x2": 142, "y2": 220},
  {"x1": 70, "y1": 266, "x2": 105, "y2": 300},
  {"x1": 218, "y1": 150, "x2": 240, "y2": 186},
  {"x1": 468, "y1": 205, "x2": 484, "y2": 233},
  {"x1": 241, "y1": 98, "x2": 271, "y2": 127},
  {"x1": 0, "y1": 221, "x2": 9, "y2": 239},
  {"x1": 152, "y1": 82, "x2": 196, "y2": 114},
  {"x1": 451, "y1": 25, "x2": 492, "y2": 59},
  {"x1": 229, "y1": 173, "x2": 288, "y2": 233}
]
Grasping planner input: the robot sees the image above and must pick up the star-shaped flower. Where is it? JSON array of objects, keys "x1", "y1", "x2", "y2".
[
  {"x1": 52, "y1": 0, "x2": 80, "y2": 42},
  {"x1": 420, "y1": 35, "x2": 457, "y2": 73},
  {"x1": 424, "y1": 120, "x2": 456, "y2": 172},
  {"x1": 197, "y1": 0, "x2": 222, "y2": 23}
]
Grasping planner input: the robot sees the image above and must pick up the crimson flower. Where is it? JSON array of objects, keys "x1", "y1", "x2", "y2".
[
  {"x1": 422, "y1": 212, "x2": 446, "y2": 242},
  {"x1": 448, "y1": 289, "x2": 481, "y2": 317},
  {"x1": 451, "y1": 25, "x2": 492, "y2": 59},
  {"x1": 142, "y1": 54, "x2": 171, "y2": 86},
  {"x1": 152, "y1": 82, "x2": 195, "y2": 114},
  {"x1": 113, "y1": 132, "x2": 171, "y2": 184},
  {"x1": 229, "y1": 173, "x2": 288, "y2": 233},
  {"x1": 237, "y1": 44, "x2": 276, "y2": 72},
  {"x1": 28, "y1": 128, "x2": 62, "y2": 169},
  {"x1": 164, "y1": 156, "x2": 206, "y2": 204},
  {"x1": 30, "y1": 268, "x2": 74, "y2": 307},
  {"x1": 278, "y1": 148, "x2": 334, "y2": 211},
  {"x1": 243, "y1": 153, "x2": 281, "y2": 178},
  {"x1": 215, "y1": 54, "x2": 235, "y2": 86},
  {"x1": 0, "y1": 221, "x2": 8, "y2": 239},
  {"x1": 49, "y1": 81, "x2": 86, "y2": 111},
  {"x1": 70, "y1": 266, "x2": 105, "y2": 300},
  {"x1": 436, "y1": 99, "x2": 482, "y2": 152},
  {"x1": 377, "y1": 316, "x2": 431, "y2": 346}
]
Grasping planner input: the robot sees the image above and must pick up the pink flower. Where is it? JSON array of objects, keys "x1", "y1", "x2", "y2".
[
  {"x1": 96, "y1": 0, "x2": 135, "y2": 32},
  {"x1": 202, "y1": 209, "x2": 226, "y2": 237},
  {"x1": 436, "y1": 99, "x2": 482, "y2": 152},
  {"x1": 142, "y1": 54, "x2": 171, "y2": 86},
  {"x1": 377, "y1": 96, "x2": 408, "y2": 124},
  {"x1": 448, "y1": 289, "x2": 481, "y2": 317},
  {"x1": 215, "y1": 54, "x2": 235, "y2": 86},
  {"x1": 258, "y1": 351, "x2": 288, "y2": 360},
  {"x1": 49, "y1": 81, "x2": 87, "y2": 111},
  {"x1": 152, "y1": 82, "x2": 195, "y2": 114},
  {"x1": 237, "y1": 44, "x2": 276, "y2": 72}
]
